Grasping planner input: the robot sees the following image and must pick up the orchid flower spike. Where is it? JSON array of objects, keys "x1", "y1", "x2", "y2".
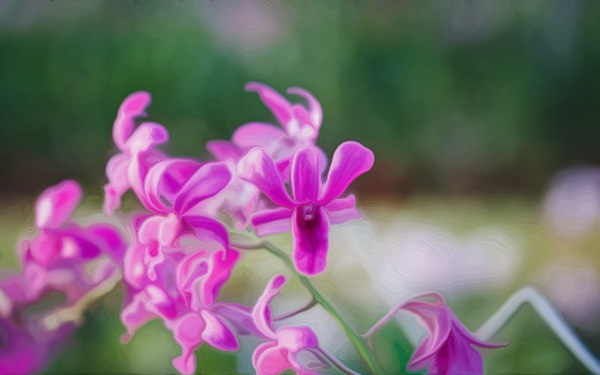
[
  {"x1": 251, "y1": 274, "x2": 319, "y2": 375},
  {"x1": 240, "y1": 142, "x2": 374, "y2": 275},
  {"x1": 402, "y1": 292, "x2": 507, "y2": 375}
]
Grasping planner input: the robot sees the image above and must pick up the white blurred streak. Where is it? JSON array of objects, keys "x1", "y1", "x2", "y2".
[
  {"x1": 370, "y1": 220, "x2": 522, "y2": 300},
  {"x1": 535, "y1": 255, "x2": 600, "y2": 329},
  {"x1": 542, "y1": 166, "x2": 600, "y2": 238},
  {"x1": 475, "y1": 286, "x2": 600, "y2": 374}
]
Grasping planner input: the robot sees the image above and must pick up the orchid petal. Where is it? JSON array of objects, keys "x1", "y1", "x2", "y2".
[
  {"x1": 183, "y1": 215, "x2": 230, "y2": 251},
  {"x1": 324, "y1": 195, "x2": 361, "y2": 225},
  {"x1": 319, "y1": 141, "x2": 374, "y2": 204},
  {"x1": 250, "y1": 207, "x2": 293, "y2": 236},
  {"x1": 239, "y1": 148, "x2": 295, "y2": 208},
  {"x1": 112, "y1": 91, "x2": 152, "y2": 151},
  {"x1": 199, "y1": 249, "x2": 239, "y2": 307},
  {"x1": 103, "y1": 154, "x2": 130, "y2": 215},
  {"x1": 252, "y1": 274, "x2": 286, "y2": 339},
  {"x1": 172, "y1": 313, "x2": 205, "y2": 375},
  {"x1": 35, "y1": 180, "x2": 82, "y2": 229},
  {"x1": 211, "y1": 302, "x2": 266, "y2": 338},
  {"x1": 124, "y1": 122, "x2": 169, "y2": 154},
  {"x1": 254, "y1": 345, "x2": 293, "y2": 375},
  {"x1": 174, "y1": 162, "x2": 231, "y2": 215},
  {"x1": 123, "y1": 242, "x2": 147, "y2": 290},
  {"x1": 292, "y1": 148, "x2": 321, "y2": 203},
  {"x1": 200, "y1": 310, "x2": 239, "y2": 351},
  {"x1": 143, "y1": 159, "x2": 202, "y2": 214},
  {"x1": 246, "y1": 82, "x2": 293, "y2": 129},
  {"x1": 206, "y1": 140, "x2": 242, "y2": 161},
  {"x1": 276, "y1": 327, "x2": 318, "y2": 353},
  {"x1": 292, "y1": 206, "x2": 329, "y2": 276},
  {"x1": 288, "y1": 87, "x2": 322, "y2": 134},
  {"x1": 232, "y1": 122, "x2": 287, "y2": 150}
]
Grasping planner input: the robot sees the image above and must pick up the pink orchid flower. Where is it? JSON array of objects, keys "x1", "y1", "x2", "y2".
[
  {"x1": 103, "y1": 91, "x2": 169, "y2": 215},
  {"x1": 204, "y1": 83, "x2": 327, "y2": 230},
  {"x1": 252, "y1": 274, "x2": 319, "y2": 375},
  {"x1": 239, "y1": 142, "x2": 374, "y2": 275},
  {"x1": 402, "y1": 292, "x2": 506, "y2": 375},
  {"x1": 1, "y1": 180, "x2": 125, "y2": 311}
]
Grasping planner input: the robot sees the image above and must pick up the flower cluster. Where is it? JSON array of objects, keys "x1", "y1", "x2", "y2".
[{"x1": 0, "y1": 83, "x2": 506, "y2": 375}]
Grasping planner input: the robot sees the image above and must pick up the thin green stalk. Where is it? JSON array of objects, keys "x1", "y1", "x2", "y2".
[{"x1": 263, "y1": 241, "x2": 382, "y2": 374}]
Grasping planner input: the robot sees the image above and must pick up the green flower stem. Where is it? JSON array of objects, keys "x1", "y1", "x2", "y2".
[{"x1": 262, "y1": 240, "x2": 382, "y2": 374}]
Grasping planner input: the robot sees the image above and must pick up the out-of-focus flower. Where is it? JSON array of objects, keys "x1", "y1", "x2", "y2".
[
  {"x1": 402, "y1": 292, "x2": 505, "y2": 375},
  {"x1": 2, "y1": 179, "x2": 125, "y2": 315},
  {"x1": 0, "y1": 180, "x2": 126, "y2": 374},
  {"x1": 251, "y1": 274, "x2": 318, "y2": 375},
  {"x1": 240, "y1": 142, "x2": 374, "y2": 275},
  {"x1": 542, "y1": 166, "x2": 600, "y2": 238}
]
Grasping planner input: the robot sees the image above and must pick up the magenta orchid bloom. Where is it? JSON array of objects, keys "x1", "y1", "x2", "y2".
[
  {"x1": 0, "y1": 180, "x2": 125, "y2": 374},
  {"x1": 104, "y1": 91, "x2": 169, "y2": 216},
  {"x1": 205, "y1": 83, "x2": 328, "y2": 230},
  {"x1": 402, "y1": 292, "x2": 506, "y2": 375},
  {"x1": 1, "y1": 180, "x2": 125, "y2": 310},
  {"x1": 240, "y1": 142, "x2": 374, "y2": 275},
  {"x1": 252, "y1": 274, "x2": 319, "y2": 375}
]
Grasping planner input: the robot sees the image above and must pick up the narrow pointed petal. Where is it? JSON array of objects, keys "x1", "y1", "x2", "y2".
[
  {"x1": 246, "y1": 82, "x2": 293, "y2": 128},
  {"x1": 200, "y1": 310, "x2": 239, "y2": 351},
  {"x1": 402, "y1": 293, "x2": 453, "y2": 370},
  {"x1": 252, "y1": 274, "x2": 287, "y2": 339},
  {"x1": 288, "y1": 87, "x2": 322, "y2": 134},
  {"x1": 291, "y1": 148, "x2": 321, "y2": 203},
  {"x1": 250, "y1": 207, "x2": 293, "y2": 236},
  {"x1": 319, "y1": 141, "x2": 374, "y2": 204},
  {"x1": 174, "y1": 162, "x2": 231, "y2": 215},
  {"x1": 292, "y1": 206, "x2": 329, "y2": 276},
  {"x1": 324, "y1": 195, "x2": 360, "y2": 225},
  {"x1": 239, "y1": 148, "x2": 295, "y2": 207},
  {"x1": 112, "y1": 91, "x2": 152, "y2": 151},
  {"x1": 35, "y1": 180, "x2": 82, "y2": 229}
]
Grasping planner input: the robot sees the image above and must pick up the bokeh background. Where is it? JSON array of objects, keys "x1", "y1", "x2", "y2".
[{"x1": 2, "y1": 1, "x2": 600, "y2": 374}]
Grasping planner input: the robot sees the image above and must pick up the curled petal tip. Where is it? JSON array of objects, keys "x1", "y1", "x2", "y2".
[
  {"x1": 35, "y1": 179, "x2": 83, "y2": 229},
  {"x1": 120, "y1": 91, "x2": 152, "y2": 115}
]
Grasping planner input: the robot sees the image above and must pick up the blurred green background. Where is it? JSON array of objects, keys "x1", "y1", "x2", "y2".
[{"x1": 2, "y1": 1, "x2": 600, "y2": 374}]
